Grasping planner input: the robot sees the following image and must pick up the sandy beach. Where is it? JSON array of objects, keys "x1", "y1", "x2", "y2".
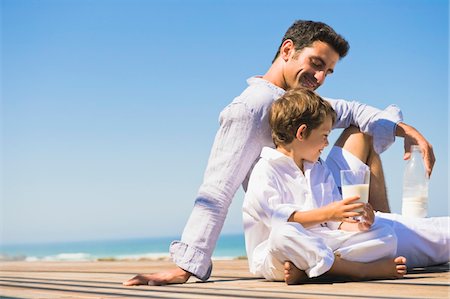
[{"x1": 1, "y1": 259, "x2": 449, "y2": 299}]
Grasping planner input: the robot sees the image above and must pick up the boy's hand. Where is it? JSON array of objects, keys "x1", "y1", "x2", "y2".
[
  {"x1": 358, "y1": 203, "x2": 375, "y2": 231},
  {"x1": 326, "y1": 196, "x2": 364, "y2": 222}
]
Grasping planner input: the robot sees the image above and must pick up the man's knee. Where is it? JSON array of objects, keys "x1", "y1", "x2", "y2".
[
  {"x1": 335, "y1": 126, "x2": 371, "y2": 147},
  {"x1": 334, "y1": 126, "x2": 373, "y2": 164}
]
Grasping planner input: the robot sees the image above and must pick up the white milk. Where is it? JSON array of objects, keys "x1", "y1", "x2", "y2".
[
  {"x1": 402, "y1": 196, "x2": 428, "y2": 218},
  {"x1": 341, "y1": 184, "x2": 369, "y2": 212}
]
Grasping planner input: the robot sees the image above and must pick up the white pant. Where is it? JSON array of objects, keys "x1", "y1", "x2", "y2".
[
  {"x1": 326, "y1": 146, "x2": 450, "y2": 268},
  {"x1": 376, "y1": 212, "x2": 450, "y2": 267},
  {"x1": 255, "y1": 219, "x2": 397, "y2": 281}
]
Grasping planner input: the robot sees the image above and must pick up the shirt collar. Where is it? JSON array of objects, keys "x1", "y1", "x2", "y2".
[
  {"x1": 247, "y1": 76, "x2": 285, "y2": 98},
  {"x1": 260, "y1": 147, "x2": 318, "y2": 173},
  {"x1": 261, "y1": 147, "x2": 291, "y2": 161}
]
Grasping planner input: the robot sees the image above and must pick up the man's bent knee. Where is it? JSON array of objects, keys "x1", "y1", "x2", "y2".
[{"x1": 334, "y1": 126, "x2": 373, "y2": 165}]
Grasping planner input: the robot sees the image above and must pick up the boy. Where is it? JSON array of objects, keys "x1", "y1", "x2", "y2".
[{"x1": 243, "y1": 88, "x2": 407, "y2": 284}]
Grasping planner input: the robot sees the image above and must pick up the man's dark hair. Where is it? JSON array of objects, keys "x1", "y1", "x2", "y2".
[{"x1": 272, "y1": 20, "x2": 350, "y2": 63}]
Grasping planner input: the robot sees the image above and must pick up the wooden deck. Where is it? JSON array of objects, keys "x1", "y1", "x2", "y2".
[{"x1": 1, "y1": 260, "x2": 449, "y2": 299}]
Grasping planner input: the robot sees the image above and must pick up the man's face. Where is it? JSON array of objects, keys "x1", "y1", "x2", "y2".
[{"x1": 283, "y1": 41, "x2": 339, "y2": 91}]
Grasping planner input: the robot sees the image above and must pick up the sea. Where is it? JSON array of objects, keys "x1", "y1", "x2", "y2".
[{"x1": 0, "y1": 233, "x2": 247, "y2": 262}]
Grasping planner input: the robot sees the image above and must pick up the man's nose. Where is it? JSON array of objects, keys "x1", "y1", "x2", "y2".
[{"x1": 315, "y1": 71, "x2": 326, "y2": 85}]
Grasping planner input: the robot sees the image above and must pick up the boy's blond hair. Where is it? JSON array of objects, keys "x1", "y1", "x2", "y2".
[{"x1": 269, "y1": 88, "x2": 336, "y2": 147}]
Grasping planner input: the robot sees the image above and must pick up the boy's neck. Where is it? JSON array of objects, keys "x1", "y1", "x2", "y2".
[{"x1": 276, "y1": 145, "x2": 304, "y2": 172}]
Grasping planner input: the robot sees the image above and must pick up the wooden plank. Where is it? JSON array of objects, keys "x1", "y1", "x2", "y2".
[{"x1": 1, "y1": 260, "x2": 448, "y2": 299}]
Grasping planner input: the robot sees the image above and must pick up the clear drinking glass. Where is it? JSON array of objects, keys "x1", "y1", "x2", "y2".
[{"x1": 340, "y1": 169, "x2": 370, "y2": 219}]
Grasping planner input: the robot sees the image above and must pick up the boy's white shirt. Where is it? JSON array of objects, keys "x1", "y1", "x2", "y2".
[{"x1": 242, "y1": 146, "x2": 343, "y2": 274}]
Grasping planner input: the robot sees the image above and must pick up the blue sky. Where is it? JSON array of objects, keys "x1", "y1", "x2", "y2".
[{"x1": 1, "y1": 0, "x2": 448, "y2": 244}]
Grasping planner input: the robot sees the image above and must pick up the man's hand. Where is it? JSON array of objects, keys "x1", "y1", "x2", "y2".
[
  {"x1": 396, "y1": 122, "x2": 435, "y2": 177},
  {"x1": 123, "y1": 267, "x2": 191, "y2": 286}
]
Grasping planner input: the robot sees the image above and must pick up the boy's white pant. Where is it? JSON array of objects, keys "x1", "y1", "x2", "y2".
[{"x1": 255, "y1": 219, "x2": 397, "y2": 281}]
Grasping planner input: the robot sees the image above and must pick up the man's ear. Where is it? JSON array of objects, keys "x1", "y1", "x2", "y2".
[
  {"x1": 296, "y1": 124, "x2": 307, "y2": 140},
  {"x1": 279, "y1": 39, "x2": 295, "y2": 62}
]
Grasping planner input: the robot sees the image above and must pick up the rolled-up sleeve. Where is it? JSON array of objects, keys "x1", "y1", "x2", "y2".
[{"x1": 324, "y1": 98, "x2": 403, "y2": 154}]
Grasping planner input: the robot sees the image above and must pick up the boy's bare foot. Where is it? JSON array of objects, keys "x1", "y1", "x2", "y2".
[
  {"x1": 356, "y1": 256, "x2": 407, "y2": 280},
  {"x1": 393, "y1": 256, "x2": 408, "y2": 277},
  {"x1": 123, "y1": 267, "x2": 191, "y2": 286},
  {"x1": 284, "y1": 261, "x2": 308, "y2": 285}
]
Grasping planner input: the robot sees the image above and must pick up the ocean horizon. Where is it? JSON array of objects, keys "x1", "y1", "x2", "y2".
[{"x1": 0, "y1": 233, "x2": 247, "y2": 262}]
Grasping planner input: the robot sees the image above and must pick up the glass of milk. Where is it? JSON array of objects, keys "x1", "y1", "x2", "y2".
[{"x1": 340, "y1": 169, "x2": 370, "y2": 217}]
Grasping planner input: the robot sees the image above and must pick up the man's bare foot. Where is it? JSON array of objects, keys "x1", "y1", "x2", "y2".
[
  {"x1": 284, "y1": 261, "x2": 308, "y2": 285},
  {"x1": 123, "y1": 267, "x2": 191, "y2": 286}
]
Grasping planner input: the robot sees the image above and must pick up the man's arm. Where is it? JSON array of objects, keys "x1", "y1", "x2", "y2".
[
  {"x1": 324, "y1": 98, "x2": 402, "y2": 153},
  {"x1": 324, "y1": 97, "x2": 435, "y2": 175}
]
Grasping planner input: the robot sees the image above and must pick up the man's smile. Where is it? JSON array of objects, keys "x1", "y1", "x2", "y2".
[{"x1": 300, "y1": 73, "x2": 319, "y2": 89}]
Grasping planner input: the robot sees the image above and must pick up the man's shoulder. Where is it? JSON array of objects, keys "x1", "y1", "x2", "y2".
[
  {"x1": 232, "y1": 77, "x2": 284, "y2": 111},
  {"x1": 219, "y1": 78, "x2": 283, "y2": 123}
]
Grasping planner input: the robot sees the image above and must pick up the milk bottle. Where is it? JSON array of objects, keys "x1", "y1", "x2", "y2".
[{"x1": 402, "y1": 145, "x2": 429, "y2": 217}]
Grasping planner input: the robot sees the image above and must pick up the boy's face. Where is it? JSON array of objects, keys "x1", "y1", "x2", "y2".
[
  {"x1": 301, "y1": 115, "x2": 333, "y2": 163},
  {"x1": 284, "y1": 41, "x2": 339, "y2": 91}
]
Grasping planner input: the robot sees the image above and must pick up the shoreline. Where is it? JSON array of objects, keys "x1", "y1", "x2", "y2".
[
  {"x1": 0, "y1": 254, "x2": 248, "y2": 263},
  {"x1": 0, "y1": 233, "x2": 247, "y2": 263}
]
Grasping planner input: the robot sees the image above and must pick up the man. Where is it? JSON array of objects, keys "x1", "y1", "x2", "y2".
[{"x1": 124, "y1": 20, "x2": 437, "y2": 286}]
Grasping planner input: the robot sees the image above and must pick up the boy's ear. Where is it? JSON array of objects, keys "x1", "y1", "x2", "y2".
[{"x1": 296, "y1": 124, "x2": 307, "y2": 140}]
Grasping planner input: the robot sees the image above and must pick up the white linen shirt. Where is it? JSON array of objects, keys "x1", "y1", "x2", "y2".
[
  {"x1": 242, "y1": 147, "x2": 342, "y2": 274},
  {"x1": 169, "y1": 76, "x2": 403, "y2": 280}
]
